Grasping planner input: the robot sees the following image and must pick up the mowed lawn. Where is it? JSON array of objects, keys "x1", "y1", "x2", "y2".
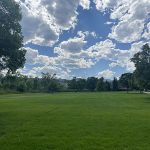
[{"x1": 0, "y1": 93, "x2": 150, "y2": 150}]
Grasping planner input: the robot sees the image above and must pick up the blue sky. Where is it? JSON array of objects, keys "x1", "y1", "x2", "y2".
[{"x1": 17, "y1": 0, "x2": 150, "y2": 79}]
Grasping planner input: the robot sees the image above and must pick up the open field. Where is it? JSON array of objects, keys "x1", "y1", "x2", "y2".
[{"x1": 0, "y1": 92, "x2": 150, "y2": 150}]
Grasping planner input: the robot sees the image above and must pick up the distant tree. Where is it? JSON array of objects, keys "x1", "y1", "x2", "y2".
[
  {"x1": 96, "y1": 77, "x2": 104, "y2": 91},
  {"x1": 41, "y1": 73, "x2": 59, "y2": 92},
  {"x1": 76, "y1": 78, "x2": 86, "y2": 91},
  {"x1": 33, "y1": 77, "x2": 40, "y2": 90},
  {"x1": 86, "y1": 77, "x2": 98, "y2": 91},
  {"x1": 17, "y1": 82, "x2": 27, "y2": 92},
  {"x1": 119, "y1": 73, "x2": 133, "y2": 92},
  {"x1": 0, "y1": 74, "x2": 2, "y2": 89},
  {"x1": 112, "y1": 77, "x2": 119, "y2": 91},
  {"x1": 68, "y1": 77, "x2": 77, "y2": 91},
  {"x1": 131, "y1": 44, "x2": 150, "y2": 91},
  {"x1": 104, "y1": 81, "x2": 111, "y2": 91},
  {"x1": 0, "y1": 0, "x2": 26, "y2": 73}
]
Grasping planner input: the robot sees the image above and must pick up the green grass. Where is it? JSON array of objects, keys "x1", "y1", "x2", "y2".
[{"x1": 0, "y1": 92, "x2": 150, "y2": 150}]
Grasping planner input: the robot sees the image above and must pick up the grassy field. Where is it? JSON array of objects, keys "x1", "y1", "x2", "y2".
[{"x1": 0, "y1": 92, "x2": 150, "y2": 150}]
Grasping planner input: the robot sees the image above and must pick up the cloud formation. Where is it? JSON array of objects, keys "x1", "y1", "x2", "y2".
[
  {"x1": 15, "y1": 0, "x2": 150, "y2": 79},
  {"x1": 94, "y1": 0, "x2": 150, "y2": 43},
  {"x1": 16, "y1": 0, "x2": 91, "y2": 46}
]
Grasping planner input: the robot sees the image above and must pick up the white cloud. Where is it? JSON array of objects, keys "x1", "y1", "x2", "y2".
[
  {"x1": 143, "y1": 23, "x2": 150, "y2": 40},
  {"x1": 20, "y1": 2, "x2": 59, "y2": 46},
  {"x1": 108, "y1": 41, "x2": 150, "y2": 72},
  {"x1": 97, "y1": 69, "x2": 115, "y2": 79},
  {"x1": 16, "y1": 0, "x2": 91, "y2": 46},
  {"x1": 109, "y1": 20, "x2": 144, "y2": 43},
  {"x1": 54, "y1": 37, "x2": 87, "y2": 54},
  {"x1": 86, "y1": 39, "x2": 116, "y2": 59},
  {"x1": 14, "y1": 0, "x2": 150, "y2": 78},
  {"x1": 25, "y1": 47, "x2": 55, "y2": 65},
  {"x1": 94, "y1": 0, "x2": 150, "y2": 43},
  {"x1": 79, "y1": 0, "x2": 91, "y2": 9}
]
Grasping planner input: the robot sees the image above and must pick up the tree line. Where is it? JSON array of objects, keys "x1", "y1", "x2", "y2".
[
  {"x1": 0, "y1": 70, "x2": 148, "y2": 93},
  {"x1": 0, "y1": 72, "x2": 125, "y2": 93},
  {"x1": 0, "y1": 0, "x2": 150, "y2": 93}
]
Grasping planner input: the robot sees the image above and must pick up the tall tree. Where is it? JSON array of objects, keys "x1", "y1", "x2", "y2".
[
  {"x1": 0, "y1": 0, "x2": 26, "y2": 73},
  {"x1": 41, "y1": 73, "x2": 59, "y2": 92},
  {"x1": 104, "y1": 81, "x2": 111, "y2": 91},
  {"x1": 119, "y1": 73, "x2": 133, "y2": 92},
  {"x1": 86, "y1": 77, "x2": 98, "y2": 91},
  {"x1": 96, "y1": 77, "x2": 104, "y2": 91},
  {"x1": 76, "y1": 78, "x2": 86, "y2": 91},
  {"x1": 68, "y1": 77, "x2": 77, "y2": 91},
  {"x1": 112, "y1": 77, "x2": 119, "y2": 91},
  {"x1": 131, "y1": 44, "x2": 150, "y2": 90}
]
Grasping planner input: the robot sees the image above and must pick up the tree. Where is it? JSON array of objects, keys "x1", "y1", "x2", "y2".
[
  {"x1": 17, "y1": 82, "x2": 27, "y2": 92},
  {"x1": 86, "y1": 77, "x2": 98, "y2": 91},
  {"x1": 96, "y1": 77, "x2": 104, "y2": 91},
  {"x1": 41, "y1": 73, "x2": 59, "y2": 92},
  {"x1": 0, "y1": 0, "x2": 26, "y2": 73},
  {"x1": 76, "y1": 78, "x2": 86, "y2": 91},
  {"x1": 112, "y1": 77, "x2": 119, "y2": 91},
  {"x1": 104, "y1": 81, "x2": 111, "y2": 91},
  {"x1": 68, "y1": 77, "x2": 77, "y2": 91},
  {"x1": 119, "y1": 73, "x2": 133, "y2": 92},
  {"x1": 131, "y1": 44, "x2": 150, "y2": 91}
]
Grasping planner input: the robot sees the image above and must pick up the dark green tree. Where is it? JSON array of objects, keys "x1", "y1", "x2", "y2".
[
  {"x1": 86, "y1": 77, "x2": 98, "y2": 91},
  {"x1": 0, "y1": 0, "x2": 26, "y2": 73},
  {"x1": 76, "y1": 78, "x2": 86, "y2": 91},
  {"x1": 131, "y1": 44, "x2": 150, "y2": 91},
  {"x1": 68, "y1": 77, "x2": 77, "y2": 91},
  {"x1": 41, "y1": 73, "x2": 59, "y2": 92},
  {"x1": 112, "y1": 77, "x2": 119, "y2": 91},
  {"x1": 96, "y1": 77, "x2": 104, "y2": 91},
  {"x1": 119, "y1": 73, "x2": 133, "y2": 92},
  {"x1": 104, "y1": 81, "x2": 111, "y2": 91}
]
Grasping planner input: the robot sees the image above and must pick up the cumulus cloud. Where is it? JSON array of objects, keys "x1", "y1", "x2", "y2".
[
  {"x1": 15, "y1": 0, "x2": 150, "y2": 78},
  {"x1": 109, "y1": 20, "x2": 144, "y2": 43},
  {"x1": 94, "y1": 0, "x2": 150, "y2": 43},
  {"x1": 54, "y1": 31, "x2": 97, "y2": 55},
  {"x1": 86, "y1": 39, "x2": 116, "y2": 59},
  {"x1": 79, "y1": 0, "x2": 91, "y2": 9},
  {"x1": 16, "y1": 0, "x2": 91, "y2": 46},
  {"x1": 143, "y1": 22, "x2": 150, "y2": 40},
  {"x1": 25, "y1": 47, "x2": 55, "y2": 65},
  {"x1": 97, "y1": 69, "x2": 115, "y2": 79},
  {"x1": 54, "y1": 37, "x2": 87, "y2": 54}
]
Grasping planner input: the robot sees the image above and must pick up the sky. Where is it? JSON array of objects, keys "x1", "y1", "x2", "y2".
[{"x1": 16, "y1": 0, "x2": 150, "y2": 79}]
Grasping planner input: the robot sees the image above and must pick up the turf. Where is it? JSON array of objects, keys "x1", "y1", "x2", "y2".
[{"x1": 0, "y1": 92, "x2": 150, "y2": 150}]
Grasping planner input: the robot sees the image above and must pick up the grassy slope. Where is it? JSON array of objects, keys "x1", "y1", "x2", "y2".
[{"x1": 0, "y1": 92, "x2": 150, "y2": 150}]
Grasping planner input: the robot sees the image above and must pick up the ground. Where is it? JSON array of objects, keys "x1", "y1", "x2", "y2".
[{"x1": 0, "y1": 92, "x2": 150, "y2": 150}]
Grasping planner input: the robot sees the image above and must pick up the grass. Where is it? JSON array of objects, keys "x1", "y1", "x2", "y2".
[{"x1": 0, "y1": 92, "x2": 150, "y2": 150}]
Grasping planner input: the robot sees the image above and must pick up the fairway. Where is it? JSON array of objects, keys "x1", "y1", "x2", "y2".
[{"x1": 0, "y1": 93, "x2": 150, "y2": 150}]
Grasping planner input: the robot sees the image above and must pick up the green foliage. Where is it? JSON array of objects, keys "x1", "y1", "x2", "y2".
[
  {"x1": 131, "y1": 44, "x2": 150, "y2": 90},
  {"x1": 104, "y1": 81, "x2": 111, "y2": 91},
  {"x1": 119, "y1": 73, "x2": 134, "y2": 91},
  {"x1": 96, "y1": 77, "x2": 105, "y2": 91},
  {"x1": 112, "y1": 77, "x2": 119, "y2": 91},
  {"x1": 68, "y1": 77, "x2": 77, "y2": 90},
  {"x1": 0, "y1": 0, "x2": 26, "y2": 73},
  {"x1": 86, "y1": 77, "x2": 98, "y2": 91},
  {"x1": 76, "y1": 79, "x2": 86, "y2": 91},
  {"x1": 17, "y1": 82, "x2": 27, "y2": 92},
  {"x1": 41, "y1": 73, "x2": 60, "y2": 92}
]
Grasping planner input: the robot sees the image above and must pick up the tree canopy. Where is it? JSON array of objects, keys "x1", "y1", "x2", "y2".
[
  {"x1": 131, "y1": 44, "x2": 150, "y2": 90},
  {"x1": 119, "y1": 73, "x2": 133, "y2": 90},
  {"x1": 0, "y1": 0, "x2": 26, "y2": 74}
]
